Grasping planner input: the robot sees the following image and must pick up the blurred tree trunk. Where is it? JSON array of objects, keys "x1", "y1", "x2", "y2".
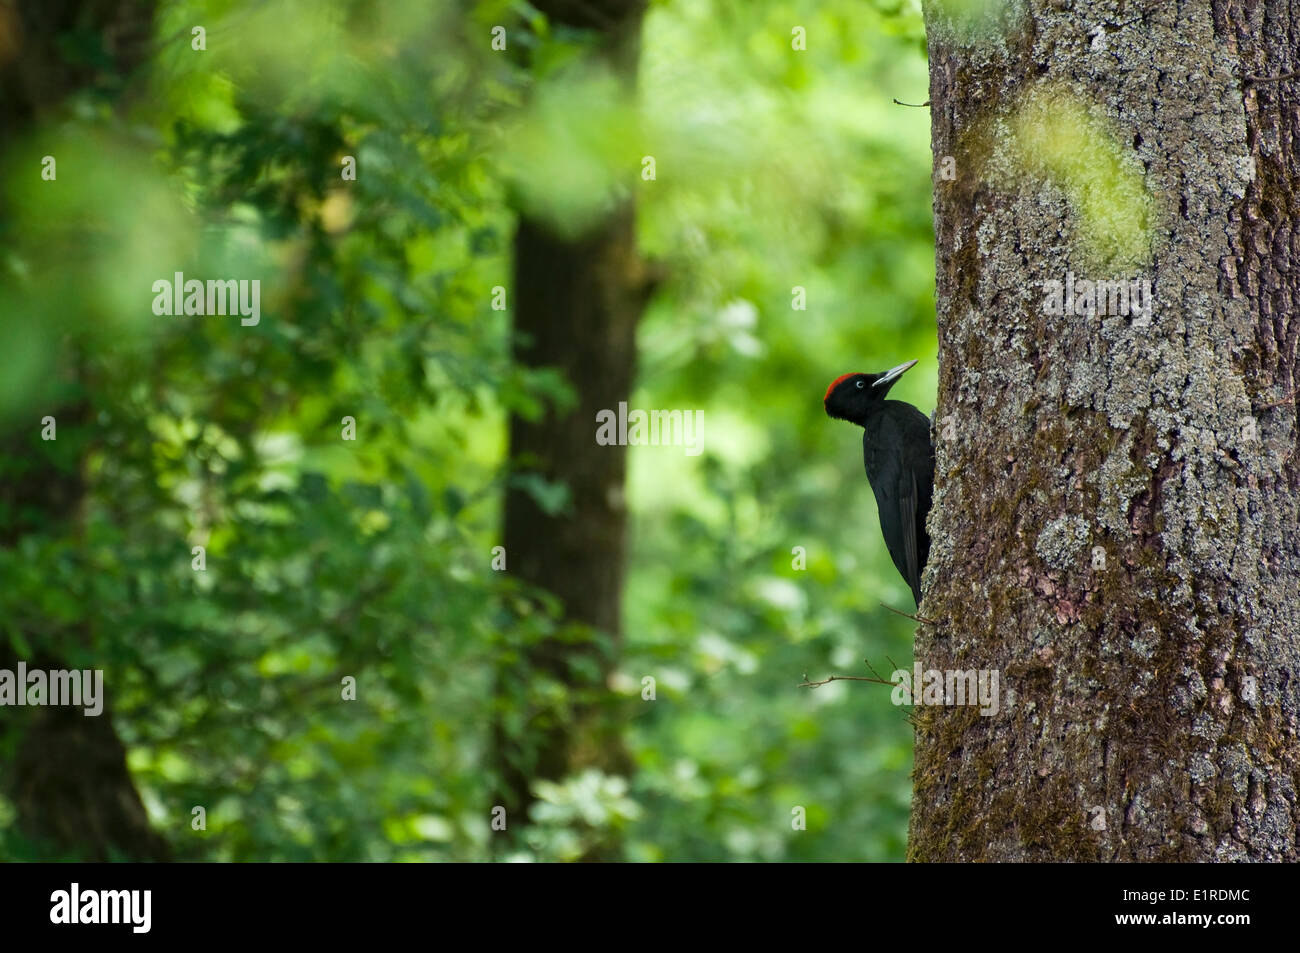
[
  {"x1": 913, "y1": 0, "x2": 1299, "y2": 860},
  {"x1": 0, "y1": 0, "x2": 168, "y2": 861},
  {"x1": 493, "y1": 0, "x2": 651, "y2": 839}
]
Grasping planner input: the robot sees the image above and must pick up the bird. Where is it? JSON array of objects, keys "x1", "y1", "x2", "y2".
[{"x1": 824, "y1": 360, "x2": 935, "y2": 606}]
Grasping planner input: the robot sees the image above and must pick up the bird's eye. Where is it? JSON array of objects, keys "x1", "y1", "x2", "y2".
[{"x1": 855, "y1": 380, "x2": 865, "y2": 389}]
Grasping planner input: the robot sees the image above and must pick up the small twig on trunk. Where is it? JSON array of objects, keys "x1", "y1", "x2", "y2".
[
  {"x1": 801, "y1": 653, "x2": 908, "y2": 690},
  {"x1": 1244, "y1": 70, "x2": 1300, "y2": 83},
  {"x1": 1255, "y1": 383, "x2": 1300, "y2": 410},
  {"x1": 893, "y1": 98, "x2": 931, "y2": 107},
  {"x1": 865, "y1": 657, "x2": 896, "y2": 683},
  {"x1": 798, "y1": 673, "x2": 897, "y2": 689},
  {"x1": 880, "y1": 602, "x2": 938, "y2": 625}
]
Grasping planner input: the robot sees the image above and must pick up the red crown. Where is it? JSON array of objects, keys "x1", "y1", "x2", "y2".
[{"x1": 824, "y1": 373, "x2": 861, "y2": 402}]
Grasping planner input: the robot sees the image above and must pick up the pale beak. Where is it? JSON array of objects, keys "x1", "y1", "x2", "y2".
[{"x1": 872, "y1": 359, "x2": 918, "y2": 388}]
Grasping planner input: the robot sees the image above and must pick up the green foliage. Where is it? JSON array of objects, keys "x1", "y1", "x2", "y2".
[{"x1": 0, "y1": 0, "x2": 932, "y2": 861}]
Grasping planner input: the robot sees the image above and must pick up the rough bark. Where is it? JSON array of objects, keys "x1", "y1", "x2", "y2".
[
  {"x1": 492, "y1": 0, "x2": 650, "y2": 827},
  {"x1": 0, "y1": 0, "x2": 169, "y2": 861},
  {"x1": 913, "y1": 0, "x2": 1299, "y2": 860}
]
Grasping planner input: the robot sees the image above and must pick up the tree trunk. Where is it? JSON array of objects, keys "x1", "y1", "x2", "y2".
[
  {"x1": 913, "y1": 0, "x2": 1299, "y2": 861},
  {"x1": 0, "y1": 0, "x2": 169, "y2": 861},
  {"x1": 492, "y1": 0, "x2": 650, "y2": 831}
]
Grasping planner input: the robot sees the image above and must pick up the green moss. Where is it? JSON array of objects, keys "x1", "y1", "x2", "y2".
[{"x1": 1000, "y1": 85, "x2": 1154, "y2": 271}]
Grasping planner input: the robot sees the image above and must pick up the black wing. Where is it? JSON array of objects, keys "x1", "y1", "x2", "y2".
[{"x1": 864, "y1": 403, "x2": 934, "y2": 606}]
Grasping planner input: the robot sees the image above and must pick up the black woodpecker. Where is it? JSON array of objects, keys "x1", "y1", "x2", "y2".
[{"x1": 824, "y1": 360, "x2": 935, "y2": 606}]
